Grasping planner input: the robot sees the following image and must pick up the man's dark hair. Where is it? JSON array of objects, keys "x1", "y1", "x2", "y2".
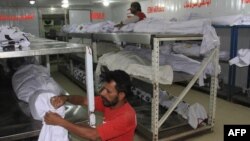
[
  {"x1": 101, "y1": 70, "x2": 132, "y2": 98},
  {"x1": 131, "y1": 2, "x2": 141, "y2": 11}
]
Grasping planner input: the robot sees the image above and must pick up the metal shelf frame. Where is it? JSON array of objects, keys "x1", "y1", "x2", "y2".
[
  {"x1": 0, "y1": 37, "x2": 89, "y2": 141},
  {"x1": 151, "y1": 36, "x2": 218, "y2": 141},
  {"x1": 214, "y1": 25, "x2": 250, "y2": 100},
  {"x1": 65, "y1": 32, "x2": 219, "y2": 141}
]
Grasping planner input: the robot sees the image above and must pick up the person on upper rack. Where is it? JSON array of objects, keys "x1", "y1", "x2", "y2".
[
  {"x1": 44, "y1": 70, "x2": 137, "y2": 141},
  {"x1": 115, "y1": 1, "x2": 146, "y2": 29}
]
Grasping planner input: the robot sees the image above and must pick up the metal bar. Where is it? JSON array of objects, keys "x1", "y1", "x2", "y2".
[
  {"x1": 92, "y1": 42, "x2": 98, "y2": 63},
  {"x1": 152, "y1": 38, "x2": 160, "y2": 141},
  {"x1": 46, "y1": 55, "x2": 50, "y2": 73},
  {"x1": 208, "y1": 47, "x2": 219, "y2": 128},
  {"x1": 159, "y1": 125, "x2": 213, "y2": 141},
  {"x1": 92, "y1": 33, "x2": 152, "y2": 45},
  {"x1": 228, "y1": 26, "x2": 238, "y2": 100},
  {"x1": 156, "y1": 37, "x2": 202, "y2": 41},
  {"x1": 85, "y1": 46, "x2": 96, "y2": 128},
  {"x1": 70, "y1": 59, "x2": 74, "y2": 75},
  {"x1": 247, "y1": 66, "x2": 250, "y2": 88},
  {"x1": 0, "y1": 44, "x2": 85, "y2": 59},
  {"x1": 158, "y1": 49, "x2": 216, "y2": 128}
]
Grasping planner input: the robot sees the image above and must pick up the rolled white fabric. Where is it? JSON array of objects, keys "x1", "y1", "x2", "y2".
[
  {"x1": 188, "y1": 103, "x2": 207, "y2": 129},
  {"x1": 229, "y1": 49, "x2": 250, "y2": 67},
  {"x1": 12, "y1": 64, "x2": 68, "y2": 141},
  {"x1": 29, "y1": 90, "x2": 68, "y2": 141},
  {"x1": 12, "y1": 64, "x2": 62, "y2": 102}
]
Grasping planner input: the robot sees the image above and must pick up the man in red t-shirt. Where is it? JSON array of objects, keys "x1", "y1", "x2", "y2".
[
  {"x1": 44, "y1": 70, "x2": 136, "y2": 141},
  {"x1": 115, "y1": 1, "x2": 146, "y2": 29}
]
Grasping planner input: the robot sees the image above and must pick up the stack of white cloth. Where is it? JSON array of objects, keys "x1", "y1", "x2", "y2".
[
  {"x1": 122, "y1": 45, "x2": 219, "y2": 86},
  {"x1": 86, "y1": 21, "x2": 115, "y2": 33},
  {"x1": 229, "y1": 49, "x2": 250, "y2": 67},
  {"x1": 95, "y1": 50, "x2": 173, "y2": 85},
  {"x1": 12, "y1": 64, "x2": 69, "y2": 141},
  {"x1": 133, "y1": 18, "x2": 220, "y2": 55},
  {"x1": 0, "y1": 26, "x2": 30, "y2": 51},
  {"x1": 113, "y1": 23, "x2": 136, "y2": 32}
]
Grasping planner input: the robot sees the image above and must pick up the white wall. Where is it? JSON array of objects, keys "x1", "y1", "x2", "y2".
[
  {"x1": 110, "y1": 0, "x2": 250, "y2": 21},
  {"x1": 0, "y1": 8, "x2": 39, "y2": 36},
  {"x1": 69, "y1": 10, "x2": 91, "y2": 24}
]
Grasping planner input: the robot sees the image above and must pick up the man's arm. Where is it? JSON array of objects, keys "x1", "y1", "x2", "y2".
[
  {"x1": 66, "y1": 95, "x2": 88, "y2": 106},
  {"x1": 51, "y1": 95, "x2": 88, "y2": 109},
  {"x1": 44, "y1": 112, "x2": 100, "y2": 141},
  {"x1": 122, "y1": 16, "x2": 139, "y2": 24},
  {"x1": 114, "y1": 16, "x2": 139, "y2": 29}
]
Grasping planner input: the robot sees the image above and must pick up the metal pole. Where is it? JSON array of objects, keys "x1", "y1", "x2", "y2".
[
  {"x1": 158, "y1": 49, "x2": 216, "y2": 128},
  {"x1": 228, "y1": 26, "x2": 238, "y2": 100},
  {"x1": 46, "y1": 55, "x2": 50, "y2": 73},
  {"x1": 85, "y1": 46, "x2": 96, "y2": 127},
  {"x1": 208, "y1": 47, "x2": 219, "y2": 128},
  {"x1": 152, "y1": 38, "x2": 160, "y2": 141}
]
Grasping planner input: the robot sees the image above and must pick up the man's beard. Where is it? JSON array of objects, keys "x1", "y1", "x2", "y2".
[{"x1": 101, "y1": 96, "x2": 119, "y2": 107}]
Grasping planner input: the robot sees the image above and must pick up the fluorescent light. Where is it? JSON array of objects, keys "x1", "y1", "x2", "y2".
[
  {"x1": 61, "y1": 3, "x2": 69, "y2": 8},
  {"x1": 29, "y1": 0, "x2": 35, "y2": 5},
  {"x1": 50, "y1": 7, "x2": 55, "y2": 11},
  {"x1": 62, "y1": 0, "x2": 69, "y2": 4},
  {"x1": 103, "y1": 0, "x2": 110, "y2": 7}
]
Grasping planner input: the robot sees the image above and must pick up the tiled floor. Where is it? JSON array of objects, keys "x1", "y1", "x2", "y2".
[{"x1": 52, "y1": 71, "x2": 250, "y2": 141}]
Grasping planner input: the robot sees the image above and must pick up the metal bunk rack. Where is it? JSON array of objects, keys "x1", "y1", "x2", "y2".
[
  {"x1": 67, "y1": 33, "x2": 97, "y2": 62},
  {"x1": 0, "y1": 37, "x2": 89, "y2": 141},
  {"x1": 90, "y1": 32, "x2": 219, "y2": 141},
  {"x1": 214, "y1": 25, "x2": 250, "y2": 105}
]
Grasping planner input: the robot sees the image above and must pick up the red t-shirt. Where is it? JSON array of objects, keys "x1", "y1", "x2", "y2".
[
  {"x1": 136, "y1": 11, "x2": 146, "y2": 21},
  {"x1": 95, "y1": 96, "x2": 137, "y2": 141}
]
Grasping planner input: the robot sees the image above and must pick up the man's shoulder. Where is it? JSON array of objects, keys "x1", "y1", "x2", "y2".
[
  {"x1": 123, "y1": 103, "x2": 136, "y2": 115},
  {"x1": 136, "y1": 12, "x2": 146, "y2": 20}
]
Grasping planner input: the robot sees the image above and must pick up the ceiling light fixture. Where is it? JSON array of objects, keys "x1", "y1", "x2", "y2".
[
  {"x1": 29, "y1": 0, "x2": 35, "y2": 5},
  {"x1": 61, "y1": 4, "x2": 69, "y2": 8},
  {"x1": 103, "y1": 0, "x2": 110, "y2": 7},
  {"x1": 61, "y1": 0, "x2": 69, "y2": 8},
  {"x1": 62, "y1": 0, "x2": 69, "y2": 4}
]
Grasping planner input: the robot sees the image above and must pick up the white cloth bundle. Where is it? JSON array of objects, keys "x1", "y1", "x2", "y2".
[
  {"x1": 96, "y1": 51, "x2": 173, "y2": 85},
  {"x1": 133, "y1": 18, "x2": 220, "y2": 55},
  {"x1": 29, "y1": 90, "x2": 68, "y2": 141},
  {"x1": 12, "y1": 64, "x2": 68, "y2": 141},
  {"x1": 229, "y1": 49, "x2": 250, "y2": 67},
  {"x1": 241, "y1": 15, "x2": 250, "y2": 25},
  {"x1": 172, "y1": 43, "x2": 201, "y2": 57},
  {"x1": 86, "y1": 21, "x2": 115, "y2": 33},
  {"x1": 75, "y1": 23, "x2": 92, "y2": 33},
  {"x1": 211, "y1": 14, "x2": 243, "y2": 26},
  {"x1": 0, "y1": 26, "x2": 30, "y2": 51},
  {"x1": 12, "y1": 64, "x2": 62, "y2": 102},
  {"x1": 188, "y1": 103, "x2": 207, "y2": 129},
  {"x1": 113, "y1": 23, "x2": 136, "y2": 32}
]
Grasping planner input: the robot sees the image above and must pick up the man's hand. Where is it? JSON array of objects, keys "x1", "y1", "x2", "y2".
[
  {"x1": 44, "y1": 111, "x2": 64, "y2": 126},
  {"x1": 114, "y1": 22, "x2": 124, "y2": 29},
  {"x1": 50, "y1": 95, "x2": 68, "y2": 109}
]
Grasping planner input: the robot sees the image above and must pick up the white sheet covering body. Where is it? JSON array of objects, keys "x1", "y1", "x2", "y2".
[
  {"x1": 229, "y1": 49, "x2": 250, "y2": 67},
  {"x1": 108, "y1": 46, "x2": 217, "y2": 86},
  {"x1": 12, "y1": 64, "x2": 68, "y2": 141},
  {"x1": 12, "y1": 64, "x2": 61, "y2": 102},
  {"x1": 96, "y1": 51, "x2": 173, "y2": 85},
  {"x1": 133, "y1": 18, "x2": 220, "y2": 55}
]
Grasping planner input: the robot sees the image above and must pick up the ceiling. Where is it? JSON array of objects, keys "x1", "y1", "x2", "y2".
[{"x1": 0, "y1": 0, "x2": 136, "y2": 8}]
